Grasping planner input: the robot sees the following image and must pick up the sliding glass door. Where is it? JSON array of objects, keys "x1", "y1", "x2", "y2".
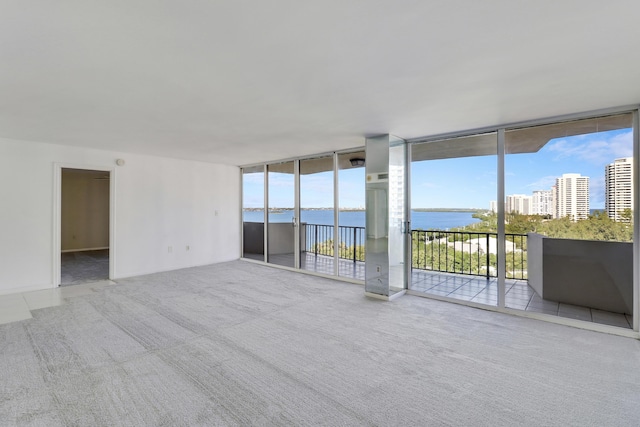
[
  {"x1": 242, "y1": 166, "x2": 265, "y2": 261},
  {"x1": 267, "y1": 161, "x2": 298, "y2": 268},
  {"x1": 300, "y1": 156, "x2": 335, "y2": 275},
  {"x1": 410, "y1": 133, "x2": 498, "y2": 305},
  {"x1": 338, "y1": 151, "x2": 366, "y2": 280}
]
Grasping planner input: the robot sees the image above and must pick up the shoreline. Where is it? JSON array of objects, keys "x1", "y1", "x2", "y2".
[{"x1": 244, "y1": 208, "x2": 485, "y2": 212}]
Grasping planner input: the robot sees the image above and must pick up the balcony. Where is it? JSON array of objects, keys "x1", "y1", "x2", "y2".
[{"x1": 410, "y1": 229, "x2": 633, "y2": 329}]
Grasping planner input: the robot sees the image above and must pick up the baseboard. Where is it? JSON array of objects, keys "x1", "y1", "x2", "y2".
[
  {"x1": 113, "y1": 257, "x2": 240, "y2": 280},
  {"x1": 365, "y1": 290, "x2": 406, "y2": 301},
  {"x1": 0, "y1": 283, "x2": 56, "y2": 296}
]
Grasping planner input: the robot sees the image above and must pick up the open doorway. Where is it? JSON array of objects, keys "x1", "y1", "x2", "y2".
[{"x1": 60, "y1": 168, "x2": 111, "y2": 286}]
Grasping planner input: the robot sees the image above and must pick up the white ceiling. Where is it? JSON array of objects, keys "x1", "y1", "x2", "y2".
[{"x1": 2, "y1": 1, "x2": 640, "y2": 166}]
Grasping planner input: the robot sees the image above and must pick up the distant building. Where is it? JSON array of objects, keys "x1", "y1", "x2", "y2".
[
  {"x1": 489, "y1": 200, "x2": 497, "y2": 213},
  {"x1": 531, "y1": 190, "x2": 553, "y2": 216},
  {"x1": 605, "y1": 157, "x2": 633, "y2": 221},
  {"x1": 506, "y1": 194, "x2": 532, "y2": 215},
  {"x1": 555, "y1": 173, "x2": 589, "y2": 221}
]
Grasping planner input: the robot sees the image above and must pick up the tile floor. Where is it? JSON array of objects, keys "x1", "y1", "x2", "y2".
[
  {"x1": 0, "y1": 280, "x2": 116, "y2": 325},
  {"x1": 0, "y1": 250, "x2": 114, "y2": 325},
  {"x1": 244, "y1": 252, "x2": 365, "y2": 280},
  {"x1": 410, "y1": 270, "x2": 633, "y2": 329}
]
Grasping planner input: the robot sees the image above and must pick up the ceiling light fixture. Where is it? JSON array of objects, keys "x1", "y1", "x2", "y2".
[{"x1": 350, "y1": 157, "x2": 365, "y2": 167}]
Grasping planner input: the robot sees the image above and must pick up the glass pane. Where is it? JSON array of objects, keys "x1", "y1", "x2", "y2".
[
  {"x1": 300, "y1": 156, "x2": 335, "y2": 275},
  {"x1": 410, "y1": 133, "x2": 498, "y2": 306},
  {"x1": 267, "y1": 162, "x2": 295, "y2": 267},
  {"x1": 242, "y1": 166, "x2": 264, "y2": 260},
  {"x1": 504, "y1": 113, "x2": 634, "y2": 329},
  {"x1": 338, "y1": 151, "x2": 366, "y2": 280}
]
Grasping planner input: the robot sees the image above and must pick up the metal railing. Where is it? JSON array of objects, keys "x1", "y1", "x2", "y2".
[
  {"x1": 302, "y1": 225, "x2": 527, "y2": 280},
  {"x1": 302, "y1": 223, "x2": 365, "y2": 262},
  {"x1": 411, "y1": 230, "x2": 527, "y2": 280}
]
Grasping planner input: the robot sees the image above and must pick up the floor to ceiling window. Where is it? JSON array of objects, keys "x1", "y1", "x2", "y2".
[
  {"x1": 267, "y1": 161, "x2": 297, "y2": 268},
  {"x1": 338, "y1": 151, "x2": 366, "y2": 280},
  {"x1": 241, "y1": 107, "x2": 638, "y2": 334},
  {"x1": 300, "y1": 156, "x2": 335, "y2": 275},
  {"x1": 504, "y1": 113, "x2": 635, "y2": 329},
  {"x1": 410, "y1": 133, "x2": 498, "y2": 306},
  {"x1": 242, "y1": 166, "x2": 265, "y2": 261},
  {"x1": 242, "y1": 151, "x2": 367, "y2": 281}
]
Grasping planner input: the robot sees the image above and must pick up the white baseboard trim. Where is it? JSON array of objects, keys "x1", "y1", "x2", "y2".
[
  {"x1": 0, "y1": 283, "x2": 56, "y2": 296},
  {"x1": 113, "y1": 257, "x2": 240, "y2": 280},
  {"x1": 365, "y1": 290, "x2": 406, "y2": 301}
]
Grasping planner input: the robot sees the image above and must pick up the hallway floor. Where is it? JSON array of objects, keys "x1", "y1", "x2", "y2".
[{"x1": 60, "y1": 249, "x2": 109, "y2": 286}]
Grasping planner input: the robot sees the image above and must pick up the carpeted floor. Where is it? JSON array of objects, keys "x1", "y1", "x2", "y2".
[
  {"x1": 1, "y1": 260, "x2": 639, "y2": 426},
  {"x1": 60, "y1": 249, "x2": 109, "y2": 286}
]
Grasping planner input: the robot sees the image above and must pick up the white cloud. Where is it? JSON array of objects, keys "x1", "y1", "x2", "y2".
[
  {"x1": 526, "y1": 175, "x2": 557, "y2": 190},
  {"x1": 545, "y1": 130, "x2": 632, "y2": 165}
]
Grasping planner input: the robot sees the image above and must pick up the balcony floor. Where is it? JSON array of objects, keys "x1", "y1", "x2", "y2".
[
  {"x1": 244, "y1": 252, "x2": 365, "y2": 280},
  {"x1": 411, "y1": 270, "x2": 633, "y2": 329}
]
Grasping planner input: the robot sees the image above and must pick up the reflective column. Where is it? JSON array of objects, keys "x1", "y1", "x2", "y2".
[{"x1": 365, "y1": 134, "x2": 408, "y2": 299}]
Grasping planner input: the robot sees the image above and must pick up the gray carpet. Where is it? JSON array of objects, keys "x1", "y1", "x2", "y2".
[
  {"x1": 1, "y1": 261, "x2": 639, "y2": 426},
  {"x1": 60, "y1": 249, "x2": 109, "y2": 286}
]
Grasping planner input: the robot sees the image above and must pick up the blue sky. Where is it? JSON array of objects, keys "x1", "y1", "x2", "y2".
[
  {"x1": 243, "y1": 167, "x2": 366, "y2": 209},
  {"x1": 243, "y1": 128, "x2": 633, "y2": 209},
  {"x1": 414, "y1": 128, "x2": 632, "y2": 209}
]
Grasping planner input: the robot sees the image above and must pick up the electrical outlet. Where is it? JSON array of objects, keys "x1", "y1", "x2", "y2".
[
  {"x1": 186, "y1": 245, "x2": 190, "y2": 251},
  {"x1": 168, "y1": 246, "x2": 172, "y2": 253},
  {"x1": 376, "y1": 265, "x2": 381, "y2": 273}
]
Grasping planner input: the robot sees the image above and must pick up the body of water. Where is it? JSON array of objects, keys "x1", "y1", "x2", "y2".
[{"x1": 243, "y1": 209, "x2": 480, "y2": 230}]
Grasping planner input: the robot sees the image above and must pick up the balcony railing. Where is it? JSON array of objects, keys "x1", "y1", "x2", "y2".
[
  {"x1": 412, "y1": 230, "x2": 527, "y2": 280},
  {"x1": 302, "y1": 223, "x2": 365, "y2": 262},
  {"x1": 302, "y1": 224, "x2": 527, "y2": 280}
]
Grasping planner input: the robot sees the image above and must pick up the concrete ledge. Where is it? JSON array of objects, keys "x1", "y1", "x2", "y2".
[{"x1": 528, "y1": 233, "x2": 632, "y2": 314}]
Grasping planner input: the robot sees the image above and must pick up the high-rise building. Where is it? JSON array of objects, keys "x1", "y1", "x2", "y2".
[
  {"x1": 605, "y1": 157, "x2": 633, "y2": 221},
  {"x1": 554, "y1": 173, "x2": 589, "y2": 221},
  {"x1": 506, "y1": 194, "x2": 532, "y2": 215},
  {"x1": 489, "y1": 200, "x2": 497, "y2": 213},
  {"x1": 531, "y1": 190, "x2": 553, "y2": 216}
]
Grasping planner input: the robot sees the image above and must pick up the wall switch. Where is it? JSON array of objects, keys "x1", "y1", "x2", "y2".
[
  {"x1": 214, "y1": 210, "x2": 219, "y2": 216},
  {"x1": 168, "y1": 246, "x2": 172, "y2": 253},
  {"x1": 186, "y1": 245, "x2": 190, "y2": 251}
]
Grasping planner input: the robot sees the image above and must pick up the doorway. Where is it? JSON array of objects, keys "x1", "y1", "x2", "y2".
[{"x1": 59, "y1": 168, "x2": 111, "y2": 286}]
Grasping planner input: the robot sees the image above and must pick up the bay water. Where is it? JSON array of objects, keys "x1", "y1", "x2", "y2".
[{"x1": 243, "y1": 209, "x2": 480, "y2": 230}]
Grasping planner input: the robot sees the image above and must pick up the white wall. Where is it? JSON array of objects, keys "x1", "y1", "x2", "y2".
[
  {"x1": 0, "y1": 137, "x2": 240, "y2": 295},
  {"x1": 61, "y1": 169, "x2": 110, "y2": 251}
]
